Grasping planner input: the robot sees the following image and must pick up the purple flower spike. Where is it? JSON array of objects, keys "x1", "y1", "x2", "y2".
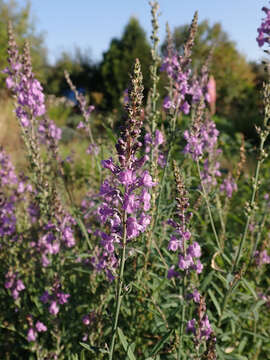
[
  {"x1": 92, "y1": 60, "x2": 155, "y2": 280},
  {"x1": 257, "y1": 5, "x2": 270, "y2": 47}
]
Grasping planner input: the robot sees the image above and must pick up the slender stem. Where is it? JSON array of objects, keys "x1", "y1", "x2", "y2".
[
  {"x1": 233, "y1": 155, "x2": 263, "y2": 272},
  {"x1": 108, "y1": 211, "x2": 127, "y2": 360},
  {"x1": 196, "y1": 160, "x2": 221, "y2": 250},
  {"x1": 178, "y1": 275, "x2": 187, "y2": 360},
  {"x1": 217, "y1": 288, "x2": 231, "y2": 327},
  {"x1": 218, "y1": 142, "x2": 265, "y2": 325},
  {"x1": 143, "y1": 137, "x2": 174, "y2": 275}
]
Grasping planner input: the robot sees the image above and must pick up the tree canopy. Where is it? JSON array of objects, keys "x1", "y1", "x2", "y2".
[{"x1": 100, "y1": 17, "x2": 152, "y2": 110}]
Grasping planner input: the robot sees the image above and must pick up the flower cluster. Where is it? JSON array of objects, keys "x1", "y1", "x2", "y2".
[
  {"x1": 38, "y1": 119, "x2": 62, "y2": 146},
  {"x1": 161, "y1": 14, "x2": 198, "y2": 114},
  {"x1": 0, "y1": 150, "x2": 18, "y2": 238},
  {"x1": 254, "y1": 249, "x2": 270, "y2": 266},
  {"x1": 144, "y1": 129, "x2": 166, "y2": 167},
  {"x1": 161, "y1": 53, "x2": 191, "y2": 114},
  {"x1": 257, "y1": 5, "x2": 270, "y2": 47},
  {"x1": 161, "y1": 14, "x2": 212, "y2": 116},
  {"x1": 220, "y1": 173, "x2": 237, "y2": 198},
  {"x1": 0, "y1": 148, "x2": 32, "y2": 238},
  {"x1": 183, "y1": 117, "x2": 219, "y2": 161},
  {"x1": 5, "y1": 270, "x2": 25, "y2": 300},
  {"x1": 27, "y1": 320, "x2": 47, "y2": 342},
  {"x1": 4, "y1": 25, "x2": 45, "y2": 128},
  {"x1": 40, "y1": 282, "x2": 70, "y2": 316},
  {"x1": 201, "y1": 157, "x2": 221, "y2": 190},
  {"x1": 167, "y1": 162, "x2": 203, "y2": 276},
  {"x1": 168, "y1": 163, "x2": 213, "y2": 346},
  {"x1": 92, "y1": 59, "x2": 155, "y2": 280},
  {"x1": 186, "y1": 296, "x2": 213, "y2": 342},
  {"x1": 33, "y1": 215, "x2": 76, "y2": 267}
]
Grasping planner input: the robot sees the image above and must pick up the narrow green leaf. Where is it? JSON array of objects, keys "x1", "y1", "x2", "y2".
[
  {"x1": 79, "y1": 342, "x2": 108, "y2": 354},
  {"x1": 242, "y1": 330, "x2": 268, "y2": 341},
  {"x1": 238, "y1": 336, "x2": 247, "y2": 354},
  {"x1": 80, "y1": 350, "x2": 86, "y2": 360},
  {"x1": 148, "y1": 329, "x2": 173, "y2": 357},
  {"x1": 75, "y1": 215, "x2": 92, "y2": 250},
  {"x1": 103, "y1": 123, "x2": 117, "y2": 142},
  {"x1": 117, "y1": 327, "x2": 136, "y2": 360},
  {"x1": 208, "y1": 289, "x2": 221, "y2": 316},
  {"x1": 241, "y1": 278, "x2": 257, "y2": 300},
  {"x1": 79, "y1": 343, "x2": 94, "y2": 353},
  {"x1": 201, "y1": 270, "x2": 214, "y2": 291}
]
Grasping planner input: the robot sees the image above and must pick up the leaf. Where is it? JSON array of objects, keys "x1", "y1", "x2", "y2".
[
  {"x1": 238, "y1": 336, "x2": 247, "y2": 354},
  {"x1": 208, "y1": 289, "x2": 221, "y2": 316},
  {"x1": 117, "y1": 327, "x2": 136, "y2": 360},
  {"x1": 80, "y1": 350, "x2": 86, "y2": 360},
  {"x1": 75, "y1": 215, "x2": 92, "y2": 250},
  {"x1": 79, "y1": 343, "x2": 94, "y2": 353},
  {"x1": 103, "y1": 123, "x2": 117, "y2": 143},
  {"x1": 242, "y1": 330, "x2": 268, "y2": 341},
  {"x1": 211, "y1": 251, "x2": 226, "y2": 273},
  {"x1": 79, "y1": 342, "x2": 108, "y2": 354},
  {"x1": 241, "y1": 278, "x2": 257, "y2": 300},
  {"x1": 201, "y1": 270, "x2": 214, "y2": 291},
  {"x1": 148, "y1": 329, "x2": 173, "y2": 357}
]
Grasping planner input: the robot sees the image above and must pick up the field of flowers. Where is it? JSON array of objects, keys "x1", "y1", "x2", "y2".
[{"x1": 1, "y1": 2, "x2": 270, "y2": 359}]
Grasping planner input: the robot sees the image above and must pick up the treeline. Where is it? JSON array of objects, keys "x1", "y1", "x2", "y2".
[{"x1": 0, "y1": 0, "x2": 267, "y2": 141}]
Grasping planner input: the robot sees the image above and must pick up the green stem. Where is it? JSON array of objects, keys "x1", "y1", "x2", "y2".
[
  {"x1": 218, "y1": 140, "x2": 265, "y2": 325},
  {"x1": 196, "y1": 160, "x2": 221, "y2": 250},
  {"x1": 233, "y1": 166, "x2": 262, "y2": 272},
  {"x1": 108, "y1": 211, "x2": 127, "y2": 360},
  {"x1": 178, "y1": 275, "x2": 187, "y2": 360}
]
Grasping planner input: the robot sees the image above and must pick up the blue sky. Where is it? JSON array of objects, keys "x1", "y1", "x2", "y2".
[{"x1": 18, "y1": 0, "x2": 267, "y2": 64}]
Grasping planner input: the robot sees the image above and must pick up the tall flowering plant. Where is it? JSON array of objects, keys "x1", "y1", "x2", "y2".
[
  {"x1": 92, "y1": 59, "x2": 156, "y2": 358},
  {"x1": 167, "y1": 161, "x2": 214, "y2": 359}
]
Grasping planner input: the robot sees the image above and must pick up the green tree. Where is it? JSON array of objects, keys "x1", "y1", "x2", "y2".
[
  {"x1": 100, "y1": 17, "x2": 152, "y2": 110},
  {"x1": 0, "y1": 0, "x2": 47, "y2": 87}
]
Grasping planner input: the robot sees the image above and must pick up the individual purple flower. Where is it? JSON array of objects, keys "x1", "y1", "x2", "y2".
[
  {"x1": 187, "y1": 242, "x2": 201, "y2": 258},
  {"x1": 82, "y1": 315, "x2": 91, "y2": 326},
  {"x1": 167, "y1": 266, "x2": 180, "y2": 279},
  {"x1": 168, "y1": 235, "x2": 181, "y2": 252},
  {"x1": 186, "y1": 319, "x2": 196, "y2": 335},
  {"x1": 49, "y1": 301, "x2": 59, "y2": 316},
  {"x1": 188, "y1": 289, "x2": 201, "y2": 303},
  {"x1": 82, "y1": 311, "x2": 96, "y2": 326},
  {"x1": 255, "y1": 249, "x2": 270, "y2": 265},
  {"x1": 27, "y1": 328, "x2": 37, "y2": 342},
  {"x1": 35, "y1": 321, "x2": 47, "y2": 332}
]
